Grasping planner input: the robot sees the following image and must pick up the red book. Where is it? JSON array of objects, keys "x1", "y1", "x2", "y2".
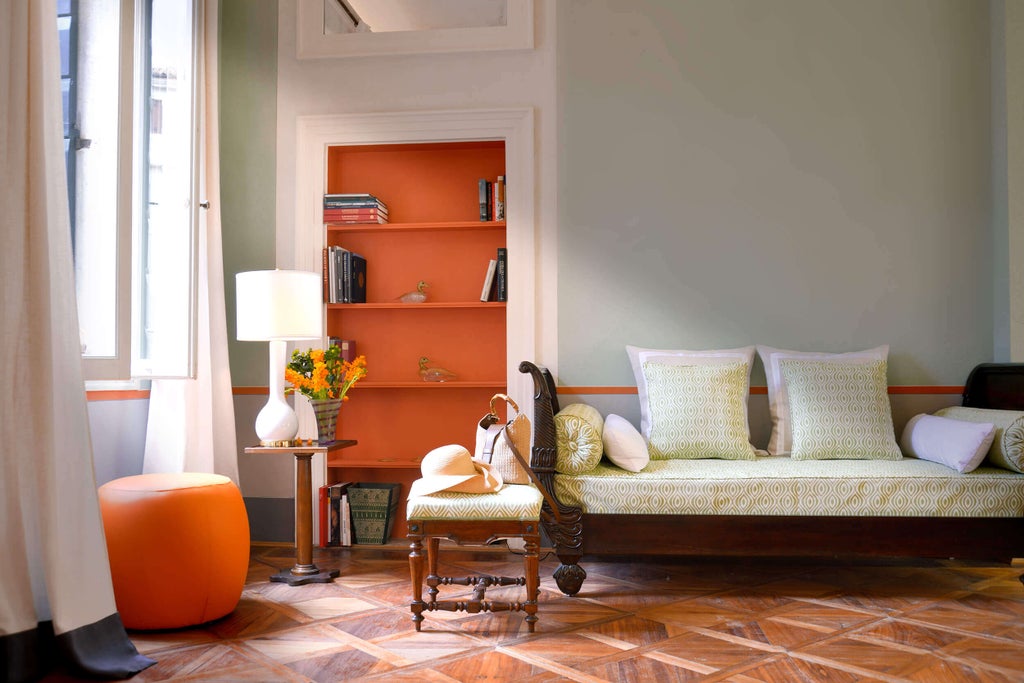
[{"x1": 318, "y1": 484, "x2": 329, "y2": 547}]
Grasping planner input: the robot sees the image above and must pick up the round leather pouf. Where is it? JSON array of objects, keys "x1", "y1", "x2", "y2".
[{"x1": 98, "y1": 472, "x2": 250, "y2": 630}]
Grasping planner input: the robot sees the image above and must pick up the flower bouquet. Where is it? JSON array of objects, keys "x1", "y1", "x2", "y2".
[{"x1": 285, "y1": 347, "x2": 367, "y2": 443}]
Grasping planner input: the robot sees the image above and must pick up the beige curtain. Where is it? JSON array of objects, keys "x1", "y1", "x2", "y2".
[
  {"x1": 144, "y1": 0, "x2": 239, "y2": 482},
  {"x1": 0, "y1": 1, "x2": 153, "y2": 680}
]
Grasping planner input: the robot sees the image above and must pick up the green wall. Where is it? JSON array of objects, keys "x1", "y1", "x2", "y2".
[
  {"x1": 556, "y1": 0, "x2": 993, "y2": 387},
  {"x1": 220, "y1": 0, "x2": 279, "y2": 387}
]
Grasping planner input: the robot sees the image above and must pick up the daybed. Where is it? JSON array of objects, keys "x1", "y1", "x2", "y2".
[{"x1": 516, "y1": 360, "x2": 1024, "y2": 596}]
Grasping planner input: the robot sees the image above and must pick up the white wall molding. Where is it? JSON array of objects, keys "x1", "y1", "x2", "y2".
[{"x1": 296, "y1": 0, "x2": 533, "y2": 59}]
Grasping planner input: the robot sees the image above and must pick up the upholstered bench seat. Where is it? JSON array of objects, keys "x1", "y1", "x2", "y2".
[
  {"x1": 407, "y1": 484, "x2": 544, "y2": 521},
  {"x1": 554, "y1": 456, "x2": 1024, "y2": 517}
]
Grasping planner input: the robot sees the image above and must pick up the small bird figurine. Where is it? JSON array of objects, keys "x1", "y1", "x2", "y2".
[
  {"x1": 398, "y1": 280, "x2": 429, "y2": 304},
  {"x1": 419, "y1": 356, "x2": 457, "y2": 383}
]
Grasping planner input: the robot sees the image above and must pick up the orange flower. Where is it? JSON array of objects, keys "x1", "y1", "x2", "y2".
[{"x1": 285, "y1": 346, "x2": 368, "y2": 402}]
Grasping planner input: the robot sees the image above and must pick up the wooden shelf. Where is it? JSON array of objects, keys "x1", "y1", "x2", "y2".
[
  {"x1": 327, "y1": 301, "x2": 505, "y2": 310},
  {"x1": 323, "y1": 140, "x2": 507, "y2": 542},
  {"x1": 352, "y1": 380, "x2": 506, "y2": 390},
  {"x1": 327, "y1": 220, "x2": 504, "y2": 233}
]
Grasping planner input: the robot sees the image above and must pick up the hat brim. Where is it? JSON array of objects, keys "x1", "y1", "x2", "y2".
[{"x1": 408, "y1": 459, "x2": 503, "y2": 498}]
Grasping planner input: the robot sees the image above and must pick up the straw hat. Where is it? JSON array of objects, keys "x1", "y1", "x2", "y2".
[{"x1": 408, "y1": 445, "x2": 504, "y2": 498}]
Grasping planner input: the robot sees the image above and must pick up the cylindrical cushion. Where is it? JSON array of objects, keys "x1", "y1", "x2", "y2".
[
  {"x1": 98, "y1": 473, "x2": 250, "y2": 630},
  {"x1": 935, "y1": 407, "x2": 1024, "y2": 473}
]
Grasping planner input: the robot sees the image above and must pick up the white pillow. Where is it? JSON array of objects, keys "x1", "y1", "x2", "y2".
[
  {"x1": 757, "y1": 345, "x2": 889, "y2": 455},
  {"x1": 602, "y1": 414, "x2": 649, "y2": 472},
  {"x1": 901, "y1": 413, "x2": 996, "y2": 473},
  {"x1": 626, "y1": 344, "x2": 755, "y2": 442}
]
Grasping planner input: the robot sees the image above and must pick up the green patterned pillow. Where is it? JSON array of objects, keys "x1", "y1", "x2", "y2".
[
  {"x1": 642, "y1": 362, "x2": 756, "y2": 460},
  {"x1": 780, "y1": 359, "x2": 902, "y2": 461},
  {"x1": 555, "y1": 403, "x2": 605, "y2": 474}
]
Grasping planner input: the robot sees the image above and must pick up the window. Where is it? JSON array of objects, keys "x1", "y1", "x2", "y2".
[{"x1": 61, "y1": 0, "x2": 198, "y2": 382}]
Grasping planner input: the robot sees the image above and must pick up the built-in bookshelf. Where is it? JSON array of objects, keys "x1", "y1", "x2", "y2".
[{"x1": 324, "y1": 141, "x2": 507, "y2": 540}]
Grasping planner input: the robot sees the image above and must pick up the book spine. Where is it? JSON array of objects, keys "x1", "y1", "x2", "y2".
[
  {"x1": 494, "y1": 175, "x2": 505, "y2": 221},
  {"x1": 328, "y1": 485, "x2": 342, "y2": 546},
  {"x1": 495, "y1": 248, "x2": 507, "y2": 302},
  {"x1": 328, "y1": 246, "x2": 337, "y2": 303},
  {"x1": 342, "y1": 250, "x2": 352, "y2": 303},
  {"x1": 480, "y1": 259, "x2": 497, "y2": 302},
  {"x1": 323, "y1": 204, "x2": 388, "y2": 213},
  {"x1": 326, "y1": 215, "x2": 388, "y2": 225},
  {"x1": 479, "y1": 179, "x2": 489, "y2": 221},
  {"x1": 318, "y1": 484, "x2": 329, "y2": 547},
  {"x1": 323, "y1": 200, "x2": 387, "y2": 210},
  {"x1": 330, "y1": 338, "x2": 356, "y2": 362},
  {"x1": 341, "y1": 493, "x2": 351, "y2": 546},
  {"x1": 349, "y1": 254, "x2": 367, "y2": 303},
  {"x1": 323, "y1": 208, "x2": 388, "y2": 218},
  {"x1": 339, "y1": 246, "x2": 352, "y2": 303},
  {"x1": 322, "y1": 247, "x2": 330, "y2": 303}
]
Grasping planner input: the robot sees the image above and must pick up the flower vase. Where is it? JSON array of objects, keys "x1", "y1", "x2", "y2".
[{"x1": 310, "y1": 397, "x2": 343, "y2": 445}]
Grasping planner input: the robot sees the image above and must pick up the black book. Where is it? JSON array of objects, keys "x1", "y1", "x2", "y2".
[
  {"x1": 495, "y1": 247, "x2": 507, "y2": 302},
  {"x1": 478, "y1": 179, "x2": 492, "y2": 221},
  {"x1": 349, "y1": 253, "x2": 367, "y2": 303}
]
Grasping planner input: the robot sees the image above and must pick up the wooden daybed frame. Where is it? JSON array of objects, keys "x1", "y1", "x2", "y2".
[{"x1": 516, "y1": 361, "x2": 1024, "y2": 596}]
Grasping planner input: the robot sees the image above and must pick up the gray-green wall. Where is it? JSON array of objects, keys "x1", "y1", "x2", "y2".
[
  {"x1": 220, "y1": 0, "x2": 279, "y2": 388},
  {"x1": 556, "y1": 0, "x2": 993, "y2": 387}
]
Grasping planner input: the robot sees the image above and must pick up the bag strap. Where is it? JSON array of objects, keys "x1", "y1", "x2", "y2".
[
  {"x1": 489, "y1": 393, "x2": 519, "y2": 419},
  {"x1": 501, "y1": 427, "x2": 563, "y2": 524},
  {"x1": 477, "y1": 422, "x2": 503, "y2": 465}
]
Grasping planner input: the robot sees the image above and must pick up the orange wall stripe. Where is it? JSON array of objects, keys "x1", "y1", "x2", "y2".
[
  {"x1": 233, "y1": 387, "x2": 270, "y2": 395},
  {"x1": 557, "y1": 385, "x2": 963, "y2": 396},
  {"x1": 86, "y1": 390, "x2": 150, "y2": 401},
  {"x1": 87, "y1": 385, "x2": 966, "y2": 401}
]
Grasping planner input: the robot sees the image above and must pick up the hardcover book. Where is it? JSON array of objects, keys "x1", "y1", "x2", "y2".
[
  {"x1": 495, "y1": 247, "x2": 508, "y2": 302},
  {"x1": 349, "y1": 253, "x2": 368, "y2": 303},
  {"x1": 480, "y1": 258, "x2": 498, "y2": 302}
]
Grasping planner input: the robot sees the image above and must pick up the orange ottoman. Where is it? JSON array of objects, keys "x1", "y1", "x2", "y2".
[{"x1": 98, "y1": 472, "x2": 250, "y2": 630}]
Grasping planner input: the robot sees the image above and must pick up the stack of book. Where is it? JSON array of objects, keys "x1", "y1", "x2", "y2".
[
  {"x1": 323, "y1": 193, "x2": 388, "y2": 224},
  {"x1": 323, "y1": 245, "x2": 368, "y2": 303},
  {"x1": 477, "y1": 176, "x2": 505, "y2": 222},
  {"x1": 318, "y1": 481, "x2": 353, "y2": 547}
]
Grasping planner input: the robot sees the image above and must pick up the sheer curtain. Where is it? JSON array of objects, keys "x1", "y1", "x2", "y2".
[
  {"x1": 144, "y1": 0, "x2": 239, "y2": 482},
  {"x1": 0, "y1": 2, "x2": 153, "y2": 680}
]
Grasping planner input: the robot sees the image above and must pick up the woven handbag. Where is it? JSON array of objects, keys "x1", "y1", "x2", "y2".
[{"x1": 475, "y1": 394, "x2": 531, "y2": 484}]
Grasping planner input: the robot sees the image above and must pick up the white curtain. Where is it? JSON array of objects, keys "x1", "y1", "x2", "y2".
[
  {"x1": 0, "y1": 2, "x2": 153, "y2": 680},
  {"x1": 144, "y1": 0, "x2": 239, "y2": 483}
]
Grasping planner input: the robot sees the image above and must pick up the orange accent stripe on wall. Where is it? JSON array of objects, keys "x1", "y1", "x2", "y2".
[
  {"x1": 557, "y1": 386, "x2": 964, "y2": 396},
  {"x1": 86, "y1": 390, "x2": 150, "y2": 401}
]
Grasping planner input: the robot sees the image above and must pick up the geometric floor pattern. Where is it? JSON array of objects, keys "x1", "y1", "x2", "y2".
[{"x1": 53, "y1": 544, "x2": 1024, "y2": 681}]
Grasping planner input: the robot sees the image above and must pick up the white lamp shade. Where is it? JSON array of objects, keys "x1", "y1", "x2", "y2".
[{"x1": 236, "y1": 270, "x2": 322, "y2": 341}]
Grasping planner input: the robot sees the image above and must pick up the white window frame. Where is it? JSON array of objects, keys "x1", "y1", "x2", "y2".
[{"x1": 72, "y1": 0, "x2": 199, "y2": 385}]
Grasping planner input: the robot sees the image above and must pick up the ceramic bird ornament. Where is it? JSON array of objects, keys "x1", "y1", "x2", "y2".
[
  {"x1": 419, "y1": 356, "x2": 457, "y2": 383},
  {"x1": 398, "y1": 280, "x2": 429, "y2": 304}
]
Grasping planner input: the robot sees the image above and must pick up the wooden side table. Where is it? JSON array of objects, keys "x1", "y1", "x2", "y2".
[{"x1": 245, "y1": 441, "x2": 357, "y2": 586}]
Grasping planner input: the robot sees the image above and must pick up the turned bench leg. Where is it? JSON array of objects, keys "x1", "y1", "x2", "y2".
[{"x1": 409, "y1": 533, "x2": 426, "y2": 631}]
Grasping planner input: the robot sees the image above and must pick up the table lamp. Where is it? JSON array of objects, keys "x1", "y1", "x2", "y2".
[{"x1": 236, "y1": 269, "x2": 322, "y2": 445}]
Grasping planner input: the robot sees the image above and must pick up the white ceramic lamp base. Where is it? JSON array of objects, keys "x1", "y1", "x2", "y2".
[{"x1": 256, "y1": 339, "x2": 299, "y2": 445}]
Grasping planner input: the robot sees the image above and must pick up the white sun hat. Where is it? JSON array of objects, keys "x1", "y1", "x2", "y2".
[{"x1": 408, "y1": 444, "x2": 504, "y2": 498}]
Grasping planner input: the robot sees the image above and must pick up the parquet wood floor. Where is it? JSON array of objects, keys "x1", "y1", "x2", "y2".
[{"x1": 55, "y1": 545, "x2": 1024, "y2": 681}]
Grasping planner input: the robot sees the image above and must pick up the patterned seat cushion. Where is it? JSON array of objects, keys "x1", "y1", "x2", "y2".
[
  {"x1": 406, "y1": 483, "x2": 543, "y2": 521},
  {"x1": 554, "y1": 456, "x2": 1024, "y2": 517}
]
